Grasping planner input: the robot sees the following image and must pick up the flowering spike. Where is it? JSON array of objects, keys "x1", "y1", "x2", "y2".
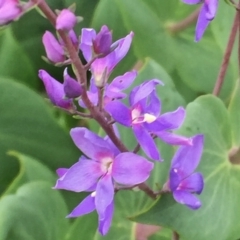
[
  {"x1": 56, "y1": 9, "x2": 77, "y2": 31},
  {"x1": 42, "y1": 31, "x2": 65, "y2": 63}
]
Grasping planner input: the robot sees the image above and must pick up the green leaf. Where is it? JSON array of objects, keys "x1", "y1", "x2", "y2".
[
  {"x1": 0, "y1": 28, "x2": 37, "y2": 88},
  {"x1": 228, "y1": 80, "x2": 240, "y2": 146},
  {"x1": 133, "y1": 95, "x2": 240, "y2": 240},
  {"x1": 0, "y1": 79, "x2": 79, "y2": 196},
  {"x1": 0, "y1": 181, "x2": 69, "y2": 240},
  {"x1": 3, "y1": 151, "x2": 55, "y2": 196}
]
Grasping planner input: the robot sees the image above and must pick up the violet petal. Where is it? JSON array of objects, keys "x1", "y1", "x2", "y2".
[
  {"x1": 112, "y1": 152, "x2": 153, "y2": 185},
  {"x1": 173, "y1": 190, "x2": 202, "y2": 210},
  {"x1": 195, "y1": 5, "x2": 210, "y2": 41},
  {"x1": 105, "y1": 101, "x2": 132, "y2": 127},
  {"x1": 179, "y1": 172, "x2": 204, "y2": 194},
  {"x1": 98, "y1": 201, "x2": 114, "y2": 235},
  {"x1": 70, "y1": 127, "x2": 113, "y2": 159},
  {"x1": 95, "y1": 175, "x2": 114, "y2": 217},
  {"x1": 67, "y1": 194, "x2": 95, "y2": 217},
  {"x1": 54, "y1": 159, "x2": 102, "y2": 192},
  {"x1": 133, "y1": 124, "x2": 161, "y2": 161},
  {"x1": 156, "y1": 132, "x2": 193, "y2": 146}
]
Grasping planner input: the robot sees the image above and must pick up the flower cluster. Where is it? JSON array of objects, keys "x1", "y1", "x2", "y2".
[
  {"x1": 182, "y1": 0, "x2": 219, "y2": 41},
  {"x1": 38, "y1": 10, "x2": 205, "y2": 235}
]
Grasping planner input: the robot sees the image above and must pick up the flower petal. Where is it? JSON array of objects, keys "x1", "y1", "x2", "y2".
[
  {"x1": 112, "y1": 152, "x2": 153, "y2": 185},
  {"x1": 179, "y1": 172, "x2": 204, "y2": 194},
  {"x1": 156, "y1": 131, "x2": 193, "y2": 146},
  {"x1": 70, "y1": 127, "x2": 113, "y2": 159},
  {"x1": 173, "y1": 190, "x2": 202, "y2": 210},
  {"x1": 67, "y1": 194, "x2": 95, "y2": 218},
  {"x1": 171, "y1": 134, "x2": 204, "y2": 177},
  {"x1": 80, "y1": 28, "x2": 96, "y2": 62},
  {"x1": 95, "y1": 175, "x2": 114, "y2": 217},
  {"x1": 107, "y1": 71, "x2": 137, "y2": 93},
  {"x1": 195, "y1": 5, "x2": 210, "y2": 41},
  {"x1": 169, "y1": 168, "x2": 183, "y2": 191},
  {"x1": 105, "y1": 101, "x2": 132, "y2": 127},
  {"x1": 129, "y1": 79, "x2": 163, "y2": 106},
  {"x1": 205, "y1": 0, "x2": 218, "y2": 20},
  {"x1": 133, "y1": 125, "x2": 161, "y2": 161},
  {"x1": 54, "y1": 159, "x2": 102, "y2": 192},
  {"x1": 156, "y1": 107, "x2": 186, "y2": 130},
  {"x1": 56, "y1": 168, "x2": 68, "y2": 177},
  {"x1": 143, "y1": 91, "x2": 161, "y2": 117},
  {"x1": 98, "y1": 201, "x2": 114, "y2": 235}
]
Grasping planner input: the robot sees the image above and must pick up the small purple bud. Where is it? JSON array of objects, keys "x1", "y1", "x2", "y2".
[
  {"x1": 0, "y1": 0, "x2": 22, "y2": 25},
  {"x1": 63, "y1": 68, "x2": 82, "y2": 98},
  {"x1": 56, "y1": 9, "x2": 77, "y2": 32},
  {"x1": 42, "y1": 31, "x2": 65, "y2": 63},
  {"x1": 93, "y1": 25, "x2": 112, "y2": 55},
  {"x1": 38, "y1": 69, "x2": 74, "y2": 110}
]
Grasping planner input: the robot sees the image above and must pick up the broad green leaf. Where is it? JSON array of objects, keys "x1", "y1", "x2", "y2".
[
  {"x1": 0, "y1": 28, "x2": 37, "y2": 88},
  {"x1": 3, "y1": 151, "x2": 55, "y2": 196},
  {"x1": 0, "y1": 181, "x2": 69, "y2": 240},
  {"x1": 0, "y1": 78, "x2": 79, "y2": 197},
  {"x1": 133, "y1": 95, "x2": 240, "y2": 240},
  {"x1": 228, "y1": 79, "x2": 240, "y2": 146},
  {"x1": 116, "y1": 0, "x2": 175, "y2": 72}
]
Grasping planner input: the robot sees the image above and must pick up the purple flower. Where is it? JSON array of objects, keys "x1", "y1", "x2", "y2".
[
  {"x1": 78, "y1": 70, "x2": 137, "y2": 108},
  {"x1": 80, "y1": 26, "x2": 112, "y2": 58},
  {"x1": 38, "y1": 69, "x2": 75, "y2": 110},
  {"x1": 63, "y1": 68, "x2": 82, "y2": 98},
  {"x1": 42, "y1": 31, "x2": 65, "y2": 63},
  {"x1": 169, "y1": 135, "x2": 204, "y2": 209},
  {"x1": 56, "y1": 9, "x2": 77, "y2": 31},
  {"x1": 54, "y1": 127, "x2": 153, "y2": 235},
  {"x1": 80, "y1": 29, "x2": 134, "y2": 87},
  {"x1": 0, "y1": 0, "x2": 22, "y2": 25},
  {"x1": 105, "y1": 80, "x2": 190, "y2": 160},
  {"x1": 182, "y1": 0, "x2": 218, "y2": 41}
]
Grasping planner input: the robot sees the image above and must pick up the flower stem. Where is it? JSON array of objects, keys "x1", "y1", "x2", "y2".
[
  {"x1": 167, "y1": 8, "x2": 200, "y2": 34},
  {"x1": 213, "y1": 9, "x2": 239, "y2": 96}
]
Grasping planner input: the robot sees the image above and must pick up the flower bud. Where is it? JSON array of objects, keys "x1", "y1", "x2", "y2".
[
  {"x1": 0, "y1": 0, "x2": 22, "y2": 25},
  {"x1": 63, "y1": 68, "x2": 82, "y2": 98},
  {"x1": 93, "y1": 25, "x2": 112, "y2": 55},
  {"x1": 56, "y1": 9, "x2": 77, "y2": 32},
  {"x1": 42, "y1": 31, "x2": 65, "y2": 63},
  {"x1": 38, "y1": 69, "x2": 74, "y2": 110}
]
